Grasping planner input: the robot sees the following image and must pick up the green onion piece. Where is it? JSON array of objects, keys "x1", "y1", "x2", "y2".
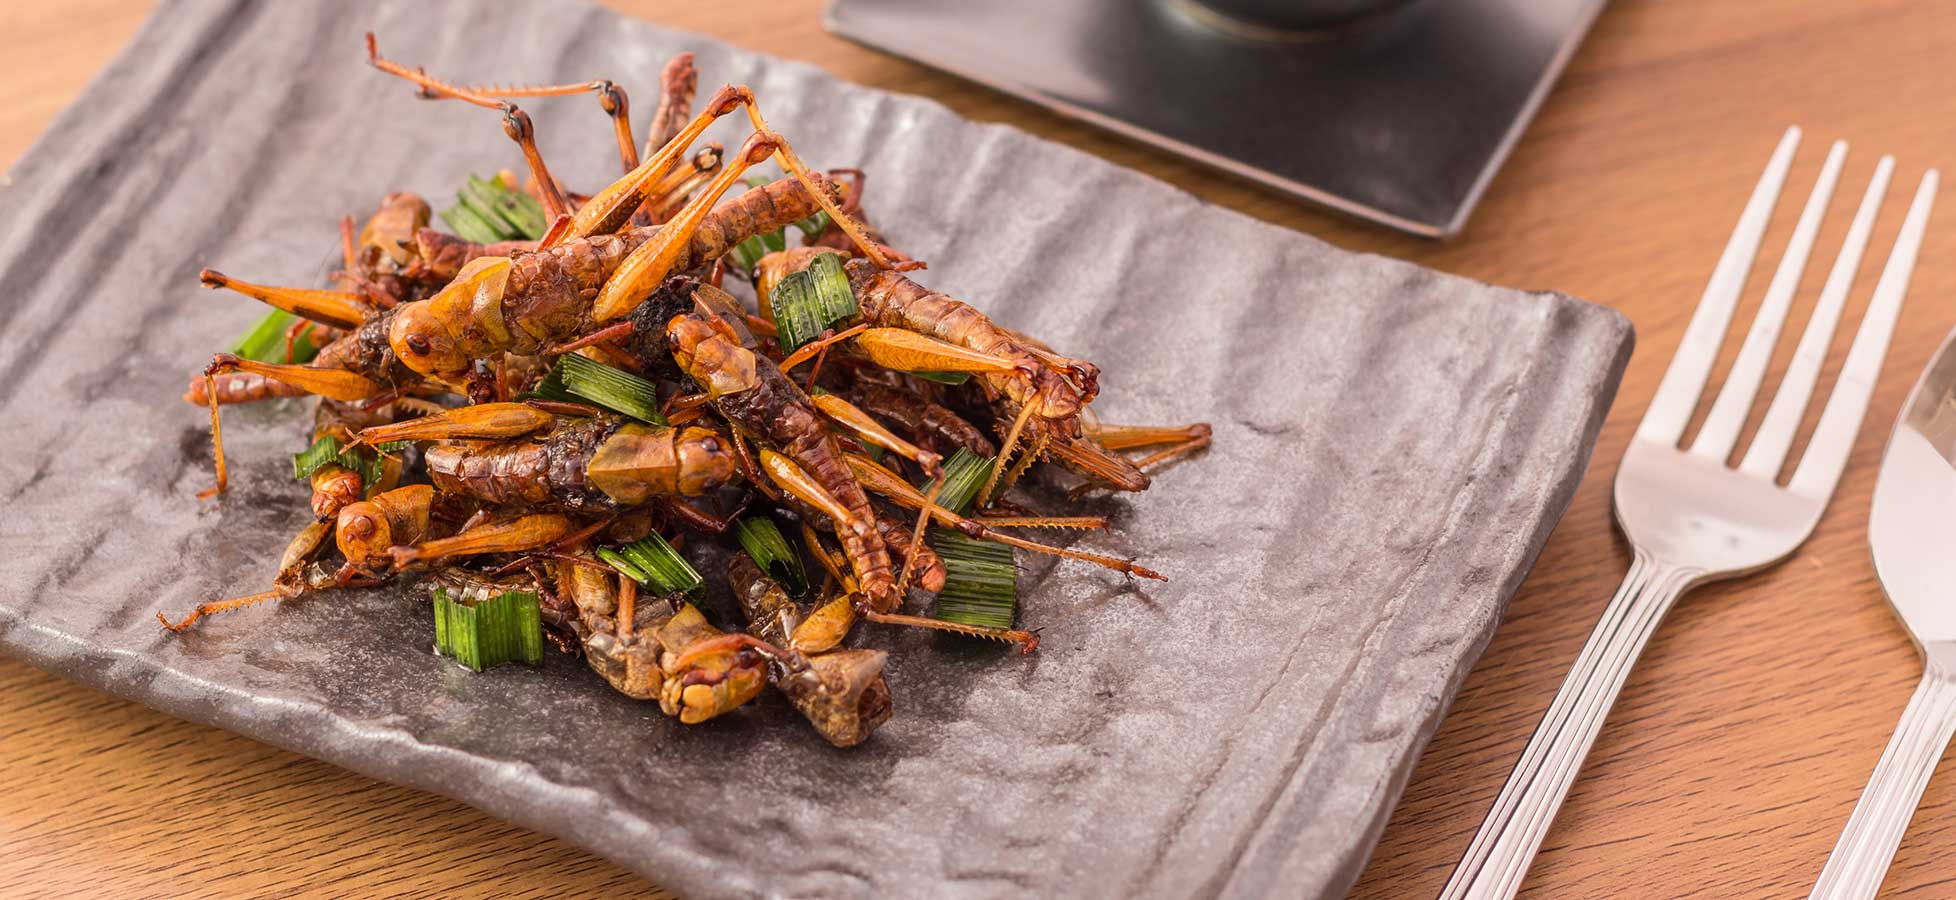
[
  {"x1": 467, "y1": 175, "x2": 548, "y2": 240},
  {"x1": 230, "y1": 309, "x2": 294, "y2": 361},
  {"x1": 595, "y1": 548, "x2": 649, "y2": 584},
  {"x1": 760, "y1": 229, "x2": 787, "y2": 254},
  {"x1": 929, "y1": 528, "x2": 1018, "y2": 631},
  {"x1": 345, "y1": 441, "x2": 409, "y2": 492},
  {"x1": 734, "y1": 517, "x2": 809, "y2": 597},
  {"x1": 230, "y1": 310, "x2": 324, "y2": 365},
  {"x1": 295, "y1": 435, "x2": 408, "y2": 488},
  {"x1": 921, "y1": 448, "x2": 992, "y2": 516},
  {"x1": 908, "y1": 371, "x2": 972, "y2": 386},
  {"x1": 288, "y1": 323, "x2": 326, "y2": 364},
  {"x1": 604, "y1": 533, "x2": 704, "y2": 598},
  {"x1": 790, "y1": 209, "x2": 831, "y2": 238},
  {"x1": 458, "y1": 178, "x2": 519, "y2": 240},
  {"x1": 292, "y1": 435, "x2": 343, "y2": 480},
  {"x1": 771, "y1": 252, "x2": 860, "y2": 352},
  {"x1": 556, "y1": 354, "x2": 667, "y2": 425},
  {"x1": 729, "y1": 233, "x2": 770, "y2": 274},
  {"x1": 439, "y1": 201, "x2": 510, "y2": 244},
  {"x1": 432, "y1": 586, "x2": 544, "y2": 672},
  {"x1": 519, "y1": 362, "x2": 572, "y2": 403},
  {"x1": 743, "y1": 174, "x2": 775, "y2": 191}
]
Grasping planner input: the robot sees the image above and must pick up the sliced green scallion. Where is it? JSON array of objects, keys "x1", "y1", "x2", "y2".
[
  {"x1": 350, "y1": 441, "x2": 409, "y2": 491},
  {"x1": 908, "y1": 371, "x2": 971, "y2": 386},
  {"x1": 291, "y1": 434, "x2": 344, "y2": 480},
  {"x1": 733, "y1": 517, "x2": 809, "y2": 598},
  {"x1": 440, "y1": 201, "x2": 509, "y2": 244},
  {"x1": 771, "y1": 252, "x2": 859, "y2": 353},
  {"x1": 600, "y1": 533, "x2": 704, "y2": 599},
  {"x1": 921, "y1": 448, "x2": 992, "y2": 516},
  {"x1": 441, "y1": 173, "x2": 549, "y2": 242},
  {"x1": 518, "y1": 362, "x2": 571, "y2": 403},
  {"x1": 928, "y1": 528, "x2": 1018, "y2": 631},
  {"x1": 230, "y1": 310, "x2": 323, "y2": 364},
  {"x1": 790, "y1": 209, "x2": 831, "y2": 238},
  {"x1": 292, "y1": 435, "x2": 407, "y2": 489},
  {"x1": 729, "y1": 232, "x2": 771, "y2": 274},
  {"x1": 554, "y1": 354, "x2": 667, "y2": 425},
  {"x1": 432, "y1": 586, "x2": 544, "y2": 672},
  {"x1": 465, "y1": 174, "x2": 548, "y2": 240}
]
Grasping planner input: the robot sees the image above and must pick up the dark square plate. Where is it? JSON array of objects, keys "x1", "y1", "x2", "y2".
[
  {"x1": 826, "y1": 0, "x2": 1608, "y2": 237},
  {"x1": 0, "y1": 1, "x2": 1630, "y2": 897}
]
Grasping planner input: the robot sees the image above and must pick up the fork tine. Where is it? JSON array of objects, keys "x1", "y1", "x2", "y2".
[
  {"x1": 1738, "y1": 157, "x2": 1896, "y2": 478},
  {"x1": 1786, "y1": 170, "x2": 1937, "y2": 500},
  {"x1": 1636, "y1": 127, "x2": 1802, "y2": 446},
  {"x1": 1689, "y1": 140, "x2": 1847, "y2": 462}
]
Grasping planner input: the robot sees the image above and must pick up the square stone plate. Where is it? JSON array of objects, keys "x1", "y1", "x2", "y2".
[{"x1": 0, "y1": 1, "x2": 1631, "y2": 897}]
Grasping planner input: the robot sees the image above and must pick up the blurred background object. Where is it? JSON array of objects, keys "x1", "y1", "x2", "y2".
[{"x1": 827, "y1": 0, "x2": 1607, "y2": 238}]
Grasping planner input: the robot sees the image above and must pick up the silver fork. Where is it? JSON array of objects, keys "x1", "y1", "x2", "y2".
[{"x1": 1438, "y1": 127, "x2": 1939, "y2": 900}]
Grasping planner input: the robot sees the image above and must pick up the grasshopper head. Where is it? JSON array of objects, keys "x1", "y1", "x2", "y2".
[
  {"x1": 334, "y1": 499, "x2": 395, "y2": 573},
  {"x1": 660, "y1": 632, "x2": 771, "y2": 725},
  {"x1": 390, "y1": 256, "x2": 512, "y2": 379}
]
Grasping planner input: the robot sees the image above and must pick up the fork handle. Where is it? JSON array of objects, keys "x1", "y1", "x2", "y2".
[
  {"x1": 1808, "y1": 648, "x2": 1956, "y2": 900},
  {"x1": 1438, "y1": 552, "x2": 1699, "y2": 900}
]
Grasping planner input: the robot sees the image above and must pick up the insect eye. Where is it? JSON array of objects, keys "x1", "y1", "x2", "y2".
[{"x1": 405, "y1": 334, "x2": 432, "y2": 356}]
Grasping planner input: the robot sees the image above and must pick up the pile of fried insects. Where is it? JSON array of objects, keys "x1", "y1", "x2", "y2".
[{"x1": 159, "y1": 37, "x2": 1211, "y2": 747}]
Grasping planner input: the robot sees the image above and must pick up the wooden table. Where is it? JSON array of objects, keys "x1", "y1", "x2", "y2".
[{"x1": 5, "y1": 2, "x2": 1955, "y2": 897}]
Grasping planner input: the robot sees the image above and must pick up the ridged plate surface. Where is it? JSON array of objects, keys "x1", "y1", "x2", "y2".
[{"x1": 0, "y1": 1, "x2": 1631, "y2": 897}]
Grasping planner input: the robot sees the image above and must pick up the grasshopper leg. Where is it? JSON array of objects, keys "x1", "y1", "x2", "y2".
[
  {"x1": 844, "y1": 453, "x2": 1165, "y2": 581},
  {"x1": 158, "y1": 520, "x2": 334, "y2": 629},
  {"x1": 809, "y1": 392, "x2": 942, "y2": 477},
  {"x1": 979, "y1": 401, "x2": 1040, "y2": 509},
  {"x1": 443, "y1": 76, "x2": 640, "y2": 174},
  {"x1": 569, "y1": 84, "x2": 755, "y2": 244},
  {"x1": 348, "y1": 401, "x2": 556, "y2": 447},
  {"x1": 365, "y1": 34, "x2": 571, "y2": 218},
  {"x1": 157, "y1": 586, "x2": 294, "y2": 631},
  {"x1": 201, "y1": 269, "x2": 369, "y2": 330},
  {"x1": 390, "y1": 513, "x2": 576, "y2": 569},
  {"x1": 591, "y1": 130, "x2": 783, "y2": 322}
]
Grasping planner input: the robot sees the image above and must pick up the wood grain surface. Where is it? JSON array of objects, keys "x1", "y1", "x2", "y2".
[{"x1": 4, "y1": 1, "x2": 1955, "y2": 897}]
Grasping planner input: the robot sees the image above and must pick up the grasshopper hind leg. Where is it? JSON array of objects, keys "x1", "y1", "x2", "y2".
[{"x1": 365, "y1": 34, "x2": 572, "y2": 218}]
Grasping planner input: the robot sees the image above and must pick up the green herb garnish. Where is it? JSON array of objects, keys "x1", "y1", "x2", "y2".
[
  {"x1": 433, "y1": 586, "x2": 544, "y2": 672},
  {"x1": 600, "y1": 533, "x2": 704, "y2": 599},
  {"x1": 291, "y1": 434, "x2": 407, "y2": 490},
  {"x1": 440, "y1": 173, "x2": 548, "y2": 242},
  {"x1": 929, "y1": 528, "x2": 1018, "y2": 631},
  {"x1": 729, "y1": 233, "x2": 771, "y2": 273},
  {"x1": 551, "y1": 354, "x2": 666, "y2": 425},
  {"x1": 771, "y1": 252, "x2": 859, "y2": 353},
  {"x1": 921, "y1": 448, "x2": 992, "y2": 516},
  {"x1": 734, "y1": 517, "x2": 809, "y2": 598},
  {"x1": 908, "y1": 371, "x2": 972, "y2": 386},
  {"x1": 439, "y1": 201, "x2": 508, "y2": 244},
  {"x1": 292, "y1": 434, "x2": 345, "y2": 480},
  {"x1": 790, "y1": 209, "x2": 831, "y2": 238},
  {"x1": 464, "y1": 174, "x2": 547, "y2": 240},
  {"x1": 230, "y1": 310, "x2": 323, "y2": 364}
]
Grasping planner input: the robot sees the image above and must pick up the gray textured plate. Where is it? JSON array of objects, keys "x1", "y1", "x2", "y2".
[{"x1": 0, "y1": 1, "x2": 1631, "y2": 898}]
